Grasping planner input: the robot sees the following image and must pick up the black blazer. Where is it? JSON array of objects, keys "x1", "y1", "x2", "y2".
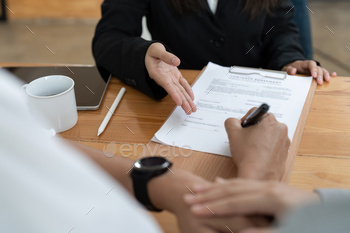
[{"x1": 93, "y1": 0, "x2": 305, "y2": 100}]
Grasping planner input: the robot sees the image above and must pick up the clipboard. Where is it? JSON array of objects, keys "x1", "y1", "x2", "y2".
[
  {"x1": 146, "y1": 64, "x2": 317, "y2": 183},
  {"x1": 228, "y1": 66, "x2": 287, "y2": 80}
]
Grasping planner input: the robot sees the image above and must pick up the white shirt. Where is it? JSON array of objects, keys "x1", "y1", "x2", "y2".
[
  {"x1": 0, "y1": 69, "x2": 162, "y2": 233},
  {"x1": 208, "y1": 0, "x2": 218, "y2": 13}
]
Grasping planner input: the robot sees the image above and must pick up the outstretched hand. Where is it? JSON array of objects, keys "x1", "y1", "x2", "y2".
[
  {"x1": 145, "y1": 42, "x2": 196, "y2": 114},
  {"x1": 282, "y1": 60, "x2": 337, "y2": 85}
]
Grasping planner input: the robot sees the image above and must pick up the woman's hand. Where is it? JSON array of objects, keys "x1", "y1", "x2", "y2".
[
  {"x1": 282, "y1": 60, "x2": 337, "y2": 85},
  {"x1": 225, "y1": 109, "x2": 291, "y2": 181},
  {"x1": 145, "y1": 42, "x2": 196, "y2": 114},
  {"x1": 184, "y1": 178, "x2": 320, "y2": 223}
]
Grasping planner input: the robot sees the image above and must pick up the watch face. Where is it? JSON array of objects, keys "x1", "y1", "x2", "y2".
[{"x1": 134, "y1": 157, "x2": 171, "y2": 170}]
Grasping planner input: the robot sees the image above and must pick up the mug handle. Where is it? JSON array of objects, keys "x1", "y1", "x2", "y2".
[
  {"x1": 21, "y1": 84, "x2": 29, "y2": 103},
  {"x1": 21, "y1": 84, "x2": 28, "y2": 92}
]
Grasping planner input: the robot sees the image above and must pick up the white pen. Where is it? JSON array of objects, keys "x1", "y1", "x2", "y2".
[{"x1": 97, "y1": 87, "x2": 126, "y2": 136}]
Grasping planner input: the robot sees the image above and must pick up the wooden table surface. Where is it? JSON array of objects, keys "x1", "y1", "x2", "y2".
[
  {"x1": 62, "y1": 69, "x2": 350, "y2": 233},
  {"x1": 3, "y1": 64, "x2": 350, "y2": 232}
]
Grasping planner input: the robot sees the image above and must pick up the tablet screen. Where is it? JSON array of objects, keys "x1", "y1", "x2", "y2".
[{"x1": 4, "y1": 66, "x2": 110, "y2": 110}]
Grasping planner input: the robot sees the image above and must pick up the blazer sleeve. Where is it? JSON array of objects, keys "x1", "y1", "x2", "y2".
[
  {"x1": 92, "y1": 0, "x2": 167, "y2": 100},
  {"x1": 261, "y1": 0, "x2": 306, "y2": 70}
]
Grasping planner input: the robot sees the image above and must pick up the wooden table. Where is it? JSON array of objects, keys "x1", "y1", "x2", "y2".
[
  {"x1": 61, "y1": 69, "x2": 350, "y2": 232},
  {"x1": 289, "y1": 75, "x2": 350, "y2": 191},
  {"x1": 3, "y1": 64, "x2": 350, "y2": 232}
]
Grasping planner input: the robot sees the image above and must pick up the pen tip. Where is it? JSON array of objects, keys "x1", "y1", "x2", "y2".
[{"x1": 97, "y1": 131, "x2": 101, "y2": 136}]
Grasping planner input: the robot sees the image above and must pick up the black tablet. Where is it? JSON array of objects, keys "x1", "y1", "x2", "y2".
[{"x1": 4, "y1": 66, "x2": 111, "y2": 110}]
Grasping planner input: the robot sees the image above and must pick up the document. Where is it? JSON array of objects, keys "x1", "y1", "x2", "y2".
[{"x1": 152, "y1": 62, "x2": 313, "y2": 156}]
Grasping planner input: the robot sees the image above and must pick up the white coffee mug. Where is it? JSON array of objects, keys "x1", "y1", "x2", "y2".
[{"x1": 22, "y1": 75, "x2": 78, "y2": 133}]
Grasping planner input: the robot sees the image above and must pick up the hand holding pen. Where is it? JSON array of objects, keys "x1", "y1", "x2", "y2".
[
  {"x1": 241, "y1": 103, "x2": 270, "y2": 128},
  {"x1": 224, "y1": 104, "x2": 291, "y2": 180}
]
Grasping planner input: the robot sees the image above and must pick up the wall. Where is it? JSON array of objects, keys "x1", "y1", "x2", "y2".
[{"x1": 6, "y1": 0, "x2": 103, "y2": 19}]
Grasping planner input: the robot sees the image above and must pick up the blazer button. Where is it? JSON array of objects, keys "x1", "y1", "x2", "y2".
[
  {"x1": 125, "y1": 78, "x2": 135, "y2": 86},
  {"x1": 214, "y1": 38, "x2": 225, "y2": 47},
  {"x1": 131, "y1": 79, "x2": 137, "y2": 86}
]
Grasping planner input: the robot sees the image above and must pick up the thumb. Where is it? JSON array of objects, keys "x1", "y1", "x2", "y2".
[
  {"x1": 224, "y1": 117, "x2": 242, "y2": 139},
  {"x1": 241, "y1": 107, "x2": 257, "y2": 123},
  {"x1": 148, "y1": 43, "x2": 180, "y2": 66},
  {"x1": 239, "y1": 227, "x2": 277, "y2": 233},
  {"x1": 282, "y1": 65, "x2": 297, "y2": 75}
]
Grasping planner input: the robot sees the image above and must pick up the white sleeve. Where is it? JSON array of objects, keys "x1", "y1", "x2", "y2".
[
  {"x1": 0, "y1": 70, "x2": 162, "y2": 233},
  {"x1": 315, "y1": 188, "x2": 350, "y2": 203},
  {"x1": 280, "y1": 190, "x2": 350, "y2": 233},
  {"x1": 207, "y1": 0, "x2": 218, "y2": 13}
]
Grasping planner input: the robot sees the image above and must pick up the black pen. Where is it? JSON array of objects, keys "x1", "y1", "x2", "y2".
[{"x1": 241, "y1": 103, "x2": 270, "y2": 128}]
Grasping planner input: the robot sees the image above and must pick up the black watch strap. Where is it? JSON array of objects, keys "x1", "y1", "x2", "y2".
[
  {"x1": 130, "y1": 157, "x2": 172, "y2": 212},
  {"x1": 132, "y1": 174, "x2": 163, "y2": 212}
]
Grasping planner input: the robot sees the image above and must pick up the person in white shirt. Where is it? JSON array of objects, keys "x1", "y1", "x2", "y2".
[{"x1": 0, "y1": 70, "x2": 161, "y2": 233}]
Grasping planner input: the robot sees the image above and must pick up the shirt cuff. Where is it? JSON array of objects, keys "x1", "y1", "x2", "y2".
[{"x1": 315, "y1": 188, "x2": 350, "y2": 204}]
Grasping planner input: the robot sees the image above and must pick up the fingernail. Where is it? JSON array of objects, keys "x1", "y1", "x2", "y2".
[
  {"x1": 313, "y1": 71, "x2": 317, "y2": 77},
  {"x1": 193, "y1": 184, "x2": 204, "y2": 191},
  {"x1": 171, "y1": 57, "x2": 176, "y2": 65},
  {"x1": 191, "y1": 204, "x2": 204, "y2": 213},
  {"x1": 184, "y1": 194, "x2": 195, "y2": 203},
  {"x1": 215, "y1": 177, "x2": 226, "y2": 183}
]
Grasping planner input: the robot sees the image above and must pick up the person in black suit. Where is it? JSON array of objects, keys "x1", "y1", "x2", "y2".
[{"x1": 93, "y1": 0, "x2": 336, "y2": 114}]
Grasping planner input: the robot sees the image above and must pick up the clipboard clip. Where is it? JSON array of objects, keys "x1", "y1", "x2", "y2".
[{"x1": 227, "y1": 66, "x2": 287, "y2": 80}]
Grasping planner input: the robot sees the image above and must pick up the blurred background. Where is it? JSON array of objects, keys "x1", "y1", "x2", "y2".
[{"x1": 0, "y1": 0, "x2": 349, "y2": 75}]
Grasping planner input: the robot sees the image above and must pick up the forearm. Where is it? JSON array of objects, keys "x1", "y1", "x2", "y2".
[
  {"x1": 67, "y1": 140, "x2": 208, "y2": 213},
  {"x1": 149, "y1": 167, "x2": 209, "y2": 213},
  {"x1": 68, "y1": 141, "x2": 279, "y2": 232}
]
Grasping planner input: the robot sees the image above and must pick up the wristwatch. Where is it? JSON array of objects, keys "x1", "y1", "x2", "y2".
[{"x1": 130, "y1": 156, "x2": 172, "y2": 212}]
